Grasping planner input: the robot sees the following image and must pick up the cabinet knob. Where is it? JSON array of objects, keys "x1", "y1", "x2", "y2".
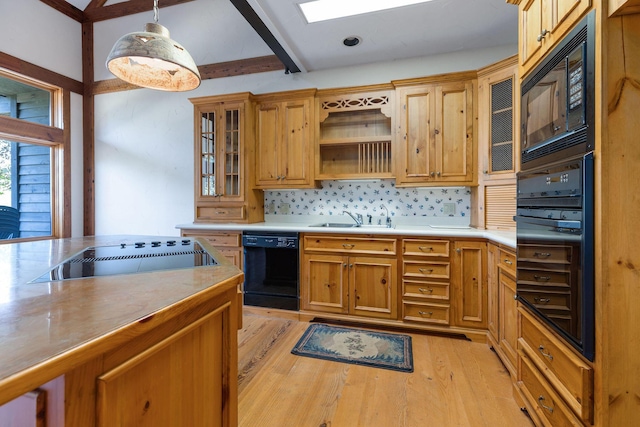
[
  {"x1": 503, "y1": 259, "x2": 513, "y2": 265},
  {"x1": 536, "y1": 28, "x2": 549, "y2": 42},
  {"x1": 437, "y1": 171, "x2": 441, "y2": 177},
  {"x1": 430, "y1": 172, "x2": 435, "y2": 177},
  {"x1": 456, "y1": 248, "x2": 461, "y2": 253}
]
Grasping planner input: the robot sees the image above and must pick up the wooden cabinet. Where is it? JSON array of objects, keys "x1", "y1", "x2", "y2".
[
  {"x1": 190, "y1": 93, "x2": 263, "y2": 223},
  {"x1": 518, "y1": 0, "x2": 592, "y2": 76},
  {"x1": 255, "y1": 90, "x2": 316, "y2": 188},
  {"x1": 451, "y1": 240, "x2": 487, "y2": 329},
  {"x1": 487, "y1": 244, "x2": 518, "y2": 378},
  {"x1": 609, "y1": 0, "x2": 640, "y2": 16},
  {"x1": 180, "y1": 229, "x2": 243, "y2": 270},
  {"x1": 517, "y1": 308, "x2": 593, "y2": 426},
  {"x1": 401, "y1": 238, "x2": 451, "y2": 326},
  {"x1": 474, "y1": 56, "x2": 518, "y2": 231},
  {"x1": 315, "y1": 87, "x2": 395, "y2": 180},
  {"x1": 301, "y1": 234, "x2": 398, "y2": 320},
  {"x1": 394, "y1": 74, "x2": 476, "y2": 186}
]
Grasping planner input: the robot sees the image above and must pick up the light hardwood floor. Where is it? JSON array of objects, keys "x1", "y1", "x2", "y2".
[{"x1": 238, "y1": 309, "x2": 534, "y2": 427}]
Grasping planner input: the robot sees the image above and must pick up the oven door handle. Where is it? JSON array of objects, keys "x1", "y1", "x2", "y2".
[{"x1": 514, "y1": 215, "x2": 581, "y2": 229}]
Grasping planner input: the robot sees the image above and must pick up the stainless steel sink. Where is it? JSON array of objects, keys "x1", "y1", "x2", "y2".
[{"x1": 309, "y1": 223, "x2": 358, "y2": 228}]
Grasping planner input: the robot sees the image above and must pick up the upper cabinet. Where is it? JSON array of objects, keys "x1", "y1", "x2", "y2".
[
  {"x1": 254, "y1": 89, "x2": 316, "y2": 189},
  {"x1": 315, "y1": 86, "x2": 395, "y2": 180},
  {"x1": 518, "y1": 0, "x2": 592, "y2": 76},
  {"x1": 190, "y1": 93, "x2": 263, "y2": 223},
  {"x1": 394, "y1": 74, "x2": 477, "y2": 186}
]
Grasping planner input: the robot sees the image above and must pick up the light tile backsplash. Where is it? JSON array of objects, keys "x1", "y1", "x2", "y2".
[{"x1": 264, "y1": 179, "x2": 471, "y2": 225}]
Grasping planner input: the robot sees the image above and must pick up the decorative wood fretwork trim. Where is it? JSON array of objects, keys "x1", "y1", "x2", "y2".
[{"x1": 321, "y1": 95, "x2": 390, "y2": 111}]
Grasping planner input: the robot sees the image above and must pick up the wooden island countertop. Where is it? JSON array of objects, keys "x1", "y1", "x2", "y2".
[{"x1": 0, "y1": 235, "x2": 243, "y2": 426}]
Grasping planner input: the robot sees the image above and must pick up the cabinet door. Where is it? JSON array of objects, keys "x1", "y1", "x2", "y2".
[
  {"x1": 350, "y1": 256, "x2": 398, "y2": 319},
  {"x1": 396, "y1": 85, "x2": 436, "y2": 183},
  {"x1": 255, "y1": 102, "x2": 281, "y2": 186},
  {"x1": 520, "y1": 0, "x2": 545, "y2": 69},
  {"x1": 452, "y1": 241, "x2": 487, "y2": 329},
  {"x1": 434, "y1": 81, "x2": 474, "y2": 183},
  {"x1": 487, "y1": 244, "x2": 499, "y2": 342},
  {"x1": 499, "y1": 270, "x2": 518, "y2": 371},
  {"x1": 280, "y1": 99, "x2": 312, "y2": 185},
  {"x1": 302, "y1": 253, "x2": 348, "y2": 314}
]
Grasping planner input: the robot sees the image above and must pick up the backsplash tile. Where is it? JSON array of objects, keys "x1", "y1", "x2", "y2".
[{"x1": 264, "y1": 179, "x2": 470, "y2": 221}]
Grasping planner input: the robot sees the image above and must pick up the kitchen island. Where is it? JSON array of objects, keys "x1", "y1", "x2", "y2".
[{"x1": 0, "y1": 235, "x2": 243, "y2": 427}]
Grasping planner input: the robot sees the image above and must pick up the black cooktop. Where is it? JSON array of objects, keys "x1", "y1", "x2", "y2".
[{"x1": 32, "y1": 239, "x2": 217, "y2": 283}]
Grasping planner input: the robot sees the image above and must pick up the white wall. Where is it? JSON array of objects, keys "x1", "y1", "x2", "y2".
[
  {"x1": 1, "y1": 0, "x2": 85, "y2": 237},
  {"x1": 2, "y1": 0, "x2": 517, "y2": 237},
  {"x1": 93, "y1": 42, "x2": 515, "y2": 236}
]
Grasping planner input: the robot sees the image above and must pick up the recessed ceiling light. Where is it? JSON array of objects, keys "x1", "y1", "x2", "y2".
[
  {"x1": 299, "y1": 0, "x2": 435, "y2": 23},
  {"x1": 343, "y1": 36, "x2": 361, "y2": 47}
]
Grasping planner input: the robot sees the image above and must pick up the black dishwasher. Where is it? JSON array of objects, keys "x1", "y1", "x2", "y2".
[{"x1": 242, "y1": 231, "x2": 299, "y2": 310}]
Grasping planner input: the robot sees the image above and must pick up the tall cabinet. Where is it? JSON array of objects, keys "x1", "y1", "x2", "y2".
[
  {"x1": 190, "y1": 93, "x2": 263, "y2": 223},
  {"x1": 473, "y1": 55, "x2": 518, "y2": 230}
]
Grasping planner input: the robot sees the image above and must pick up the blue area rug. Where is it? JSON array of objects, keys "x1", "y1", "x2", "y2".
[{"x1": 291, "y1": 324, "x2": 413, "y2": 372}]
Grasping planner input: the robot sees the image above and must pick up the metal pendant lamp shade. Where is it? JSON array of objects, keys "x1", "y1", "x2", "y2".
[{"x1": 106, "y1": 18, "x2": 201, "y2": 91}]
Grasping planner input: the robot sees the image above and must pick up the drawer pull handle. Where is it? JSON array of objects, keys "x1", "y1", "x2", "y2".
[
  {"x1": 537, "y1": 395, "x2": 554, "y2": 414},
  {"x1": 538, "y1": 345, "x2": 554, "y2": 361},
  {"x1": 418, "y1": 246, "x2": 433, "y2": 252},
  {"x1": 534, "y1": 297, "x2": 551, "y2": 304},
  {"x1": 342, "y1": 244, "x2": 354, "y2": 249},
  {"x1": 418, "y1": 268, "x2": 434, "y2": 274},
  {"x1": 418, "y1": 311, "x2": 434, "y2": 316},
  {"x1": 534, "y1": 275, "x2": 551, "y2": 282},
  {"x1": 534, "y1": 252, "x2": 551, "y2": 258},
  {"x1": 503, "y1": 259, "x2": 513, "y2": 265},
  {"x1": 418, "y1": 287, "x2": 434, "y2": 293}
]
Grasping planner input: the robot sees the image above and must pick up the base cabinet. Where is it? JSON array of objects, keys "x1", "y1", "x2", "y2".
[
  {"x1": 487, "y1": 244, "x2": 518, "y2": 378},
  {"x1": 452, "y1": 241, "x2": 487, "y2": 329},
  {"x1": 517, "y1": 307, "x2": 593, "y2": 426},
  {"x1": 301, "y1": 235, "x2": 398, "y2": 320}
]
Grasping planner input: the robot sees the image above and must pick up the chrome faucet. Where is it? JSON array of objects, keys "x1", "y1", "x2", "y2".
[
  {"x1": 343, "y1": 210, "x2": 363, "y2": 226},
  {"x1": 381, "y1": 204, "x2": 392, "y2": 228}
]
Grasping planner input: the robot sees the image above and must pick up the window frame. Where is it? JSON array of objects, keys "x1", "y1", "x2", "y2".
[{"x1": 0, "y1": 68, "x2": 70, "y2": 242}]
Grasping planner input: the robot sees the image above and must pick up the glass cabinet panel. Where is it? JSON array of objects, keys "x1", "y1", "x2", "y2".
[{"x1": 201, "y1": 112, "x2": 216, "y2": 196}]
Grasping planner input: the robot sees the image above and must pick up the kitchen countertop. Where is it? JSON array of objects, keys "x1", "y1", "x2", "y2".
[
  {"x1": 0, "y1": 235, "x2": 243, "y2": 406},
  {"x1": 176, "y1": 218, "x2": 516, "y2": 248}
]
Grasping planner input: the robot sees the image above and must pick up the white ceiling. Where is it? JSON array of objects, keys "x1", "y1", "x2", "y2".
[{"x1": 64, "y1": 0, "x2": 518, "y2": 73}]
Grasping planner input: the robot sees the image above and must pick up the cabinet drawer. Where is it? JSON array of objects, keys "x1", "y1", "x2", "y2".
[
  {"x1": 303, "y1": 235, "x2": 396, "y2": 255},
  {"x1": 517, "y1": 289, "x2": 572, "y2": 312},
  {"x1": 520, "y1": 353, "x2": 584, "y2": 427},
  {"x1": 517, "y1": 269, "x2": 571, "y2": 288},
  {"x1": 403, "y1": 280, "x2": 449, "y2": 301},
  {"x1": 519, "y1": 308, "x2": 593, "y2": 422},
  {"x1": 403, "y1": 260, "x2": 450, "y2": 279},
  {"x1": 403, "y1": 239, "x2": 450, "y2": 257},
  {"x1": 196, "y1": 206, "x2": 245, "y2": 221},
  {"x1": 403, "y1": 302, "x2": 450, "y2": 325},
  {"x1": 498, "y1": 248, "x2": 516, "y2": 276},
  {"x1": 518, "y1": 244, "x2": 572, "y2": 264},
  {"x1": 196, "y1": 232, "x2": 241, "y2": 247}
]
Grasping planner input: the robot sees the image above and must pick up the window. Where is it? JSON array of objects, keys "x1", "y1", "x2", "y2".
[{"x1": 0, "y1": 71, "x2": 65, "y2": 241}]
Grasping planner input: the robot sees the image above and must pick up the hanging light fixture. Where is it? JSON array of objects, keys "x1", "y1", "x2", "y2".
[{"x1": 106, "y1": 0, "x2": 201, "y2": 91}]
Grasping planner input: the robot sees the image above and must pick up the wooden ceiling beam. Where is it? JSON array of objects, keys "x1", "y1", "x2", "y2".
[
  {"x1": 93, "y1": 55, "x2": 285, "y2": 94},
  {"x1": 39, "y1": 0, "x2": 85, "y2": 23},
  {"x1": 84, "y1": 0, "x2": 108, "y2": 11},
  {"x1": 84, "y1": 0, "x2": 196, "y2": 22}
]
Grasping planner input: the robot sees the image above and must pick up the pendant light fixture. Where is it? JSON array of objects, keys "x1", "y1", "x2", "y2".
[{"x1": 106, "y1": 0, "x2": 201, "y2": 91}]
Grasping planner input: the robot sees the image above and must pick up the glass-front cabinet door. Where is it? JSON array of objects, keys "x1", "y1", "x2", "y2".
[{"x1": 198, "y1": 102, "x2": 244, "y2": 203}]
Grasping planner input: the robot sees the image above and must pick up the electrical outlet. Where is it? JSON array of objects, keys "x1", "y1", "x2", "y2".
[
  {"x1": 280, "y1": 203, "x2": 290, "y2": 214},
  {"x1": 443, "y1": 203, "x2": 455, "y2": 216}
]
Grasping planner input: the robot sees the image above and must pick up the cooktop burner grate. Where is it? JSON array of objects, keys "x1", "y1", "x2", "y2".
[{"x1": 69, "y1": 249, "x2": 209, "y2": 263}]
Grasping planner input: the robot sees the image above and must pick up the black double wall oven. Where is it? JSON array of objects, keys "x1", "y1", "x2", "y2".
[{"x1": 516, "y1": 11, "x2": 595, "y2": 361}]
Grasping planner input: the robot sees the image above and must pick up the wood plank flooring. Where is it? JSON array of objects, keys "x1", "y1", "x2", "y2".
[{"x1": 238, "y1": 310, "x2": 534, "y2": 427}]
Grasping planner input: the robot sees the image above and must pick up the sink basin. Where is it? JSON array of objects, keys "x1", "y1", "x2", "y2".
[{"x1": 309, "y1": 222, "x2": 358, "y2": 228}]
